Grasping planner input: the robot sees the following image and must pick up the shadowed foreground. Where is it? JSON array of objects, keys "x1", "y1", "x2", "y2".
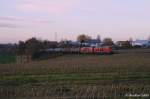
[{"x1": 0, "y1": 49, "x2": 150, "y2": 98}]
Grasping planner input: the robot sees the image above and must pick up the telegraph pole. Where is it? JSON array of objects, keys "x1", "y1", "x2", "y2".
[{"x1": 55, "y1": 32, "x2": 57, "y2": 41}]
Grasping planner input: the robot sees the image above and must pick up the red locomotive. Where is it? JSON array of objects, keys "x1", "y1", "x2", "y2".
[{"x1": 80, "y1": 46, "x2": 112, "y2": 54}]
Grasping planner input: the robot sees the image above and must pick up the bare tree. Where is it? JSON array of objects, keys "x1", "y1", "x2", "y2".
[
  {"x1": 17, "y1": 41, "x2": 26, "y2": 55},
  {"x1": 103, "y1": 38, "x2": 114, "y2": 46},
  {"x1": 77, "y1": 34, "x2": 91, "y2": 43},
  {"x1": 129, "y1": 37, "x2": 133, "y2": 45},
  {"x1": 97, "y1": 35, "x2": 101, "y2": 42},
  {"x1": 148, "y1": 35, "x2": 150, "y2": 40}
]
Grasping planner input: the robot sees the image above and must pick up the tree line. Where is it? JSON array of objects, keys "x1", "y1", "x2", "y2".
[
  {"x1": 16, "y1": 37, "x2": 57, "y2": 57},
  {"x1": 15, "y1": 34, "x2": 135, "y2": 59},
  {"x1": 77, "y1": 34, "x2": 114, "y2": 46},
  {"x1": 16, "y1": 35, "x2": 114, "y2": 58}
]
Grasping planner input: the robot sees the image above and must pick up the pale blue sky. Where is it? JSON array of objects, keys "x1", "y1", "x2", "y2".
[{"x1": 0, "y1": 0, "x2": 150, "y2": 43}]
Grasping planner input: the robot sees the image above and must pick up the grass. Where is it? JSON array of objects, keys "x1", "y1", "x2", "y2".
[
  {"x1": 0, "y1": 49, "x2": 150, "y2": 98},
  {"x1": 1, "y1": 51, "x2": 150, "y2": 75},
  {"x1": 0, "y1": 72, "x2": 150, "y2": 86}
]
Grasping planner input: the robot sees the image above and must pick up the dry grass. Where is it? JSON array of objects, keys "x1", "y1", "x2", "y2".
[
  {"x1": 0, "y1": 49, "x2": 150, "y2": 75},
  {"x1": 0, "y1": 49, "x2": 150, "y2": 98}
]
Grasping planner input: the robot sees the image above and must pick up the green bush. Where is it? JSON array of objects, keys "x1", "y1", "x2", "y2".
[{"x1": 0, "y1": 52, "x2": 16, "y2": 64}]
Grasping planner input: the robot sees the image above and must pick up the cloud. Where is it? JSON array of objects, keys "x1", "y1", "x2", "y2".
[
  {"x1": 0, "y1": 16, "x2": 53, "y2": 26},
  {"x1": 30, "y1": 18, "x2": 54, "y2": 24},
  {"x1": 0, "y1": 23, "x2": 17, "y2": 28},
  {"x1": 17, "y1": 0, "x2": 77, "y2": 15},
  {"x1": 0, "y1": 16, "x2": 16, "y2": 21},
  {"x1": 0, "y1": 16, "x2": 53, "y2": 29}
]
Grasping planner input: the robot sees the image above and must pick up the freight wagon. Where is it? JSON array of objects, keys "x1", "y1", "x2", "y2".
[{"x1": 43, "y1": 46, "x2": 113, "y2": 55}]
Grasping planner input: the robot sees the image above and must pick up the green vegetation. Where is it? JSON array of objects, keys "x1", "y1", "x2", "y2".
[
  {"x1": 0, "y1": 52, "x2": 16, "y2": 64},
  {"x1": 1, "y1": 72, "x2": 150, "y2": 86}
]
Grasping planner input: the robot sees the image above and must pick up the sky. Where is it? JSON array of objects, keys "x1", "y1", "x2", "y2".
[{"x1": 0, "y1": 0, "x2": 150, "y2": 43}]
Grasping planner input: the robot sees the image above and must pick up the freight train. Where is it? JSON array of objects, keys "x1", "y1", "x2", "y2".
[{"x1": 43, "y1": 46, "x2": 113, "y2": 55}]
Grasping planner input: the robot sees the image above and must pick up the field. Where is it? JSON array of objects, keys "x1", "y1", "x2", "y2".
[{"x1": 0, "y1": 49, "x2": 150, "y2": 98}]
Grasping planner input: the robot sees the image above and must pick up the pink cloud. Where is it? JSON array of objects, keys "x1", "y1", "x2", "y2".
[
  {"x1": 0, "y1": 15, "x2": 54, "y2": 30},
  {"x1": 17, "y1": 0, "x2": 77, "y2": 15}
]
